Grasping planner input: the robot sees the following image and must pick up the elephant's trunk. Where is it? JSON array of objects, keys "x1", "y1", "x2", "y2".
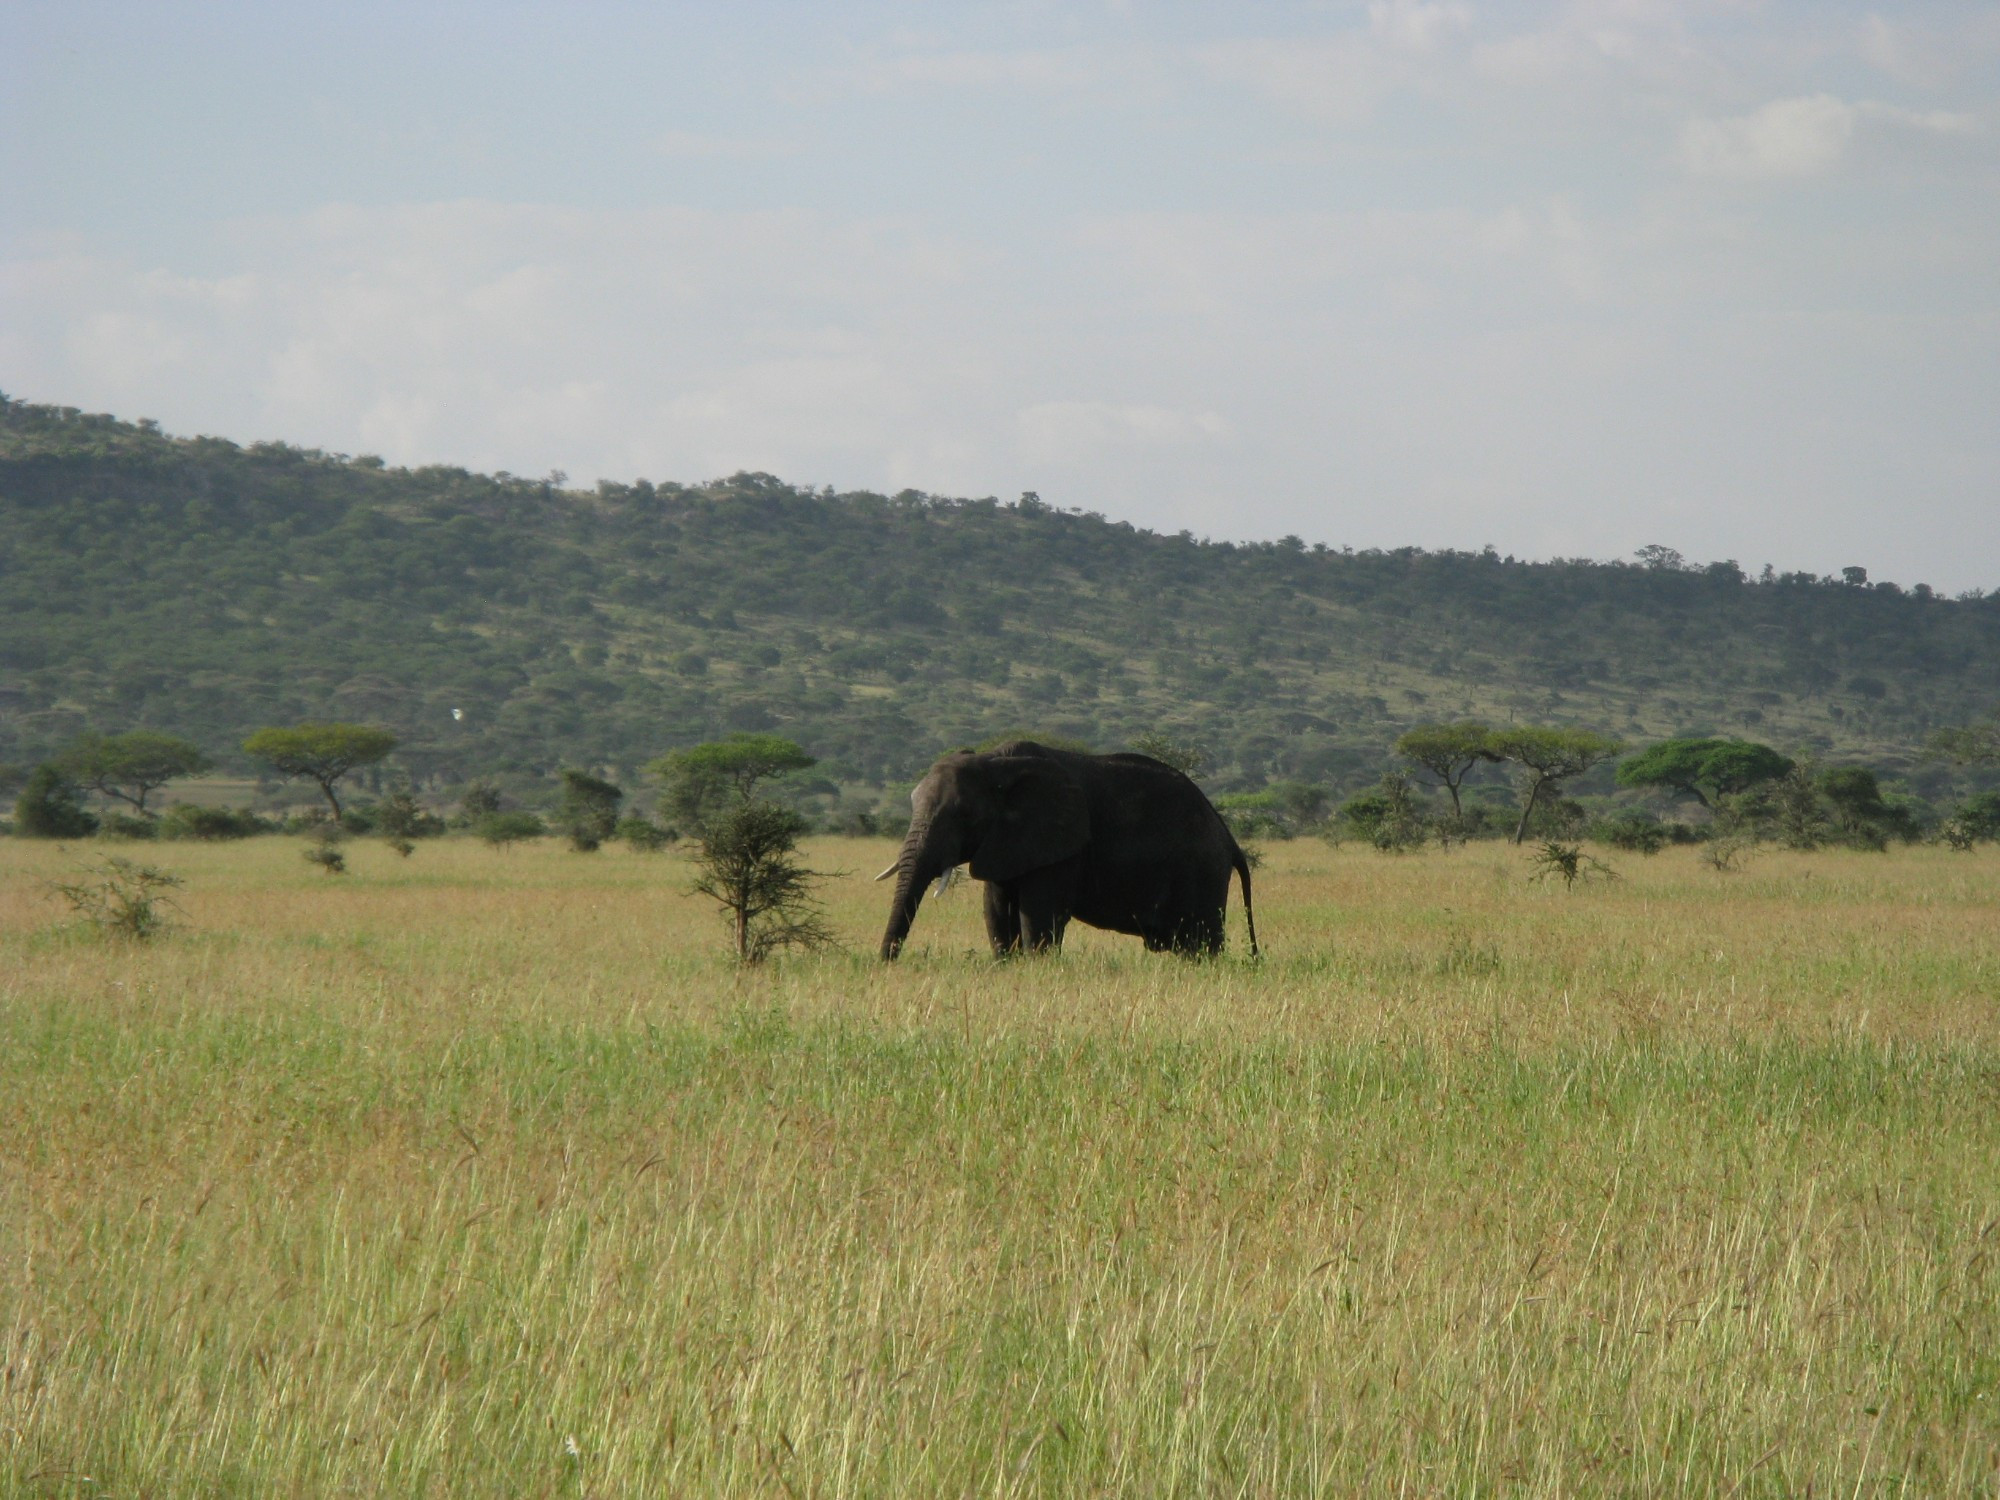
[{"x1": 879, "y1": 813, "x2": 954, "y2": 960}]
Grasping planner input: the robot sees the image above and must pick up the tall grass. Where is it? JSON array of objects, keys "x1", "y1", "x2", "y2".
[{"x1": 3, "y1": 837, "x2": 1997, "y2": 1493}]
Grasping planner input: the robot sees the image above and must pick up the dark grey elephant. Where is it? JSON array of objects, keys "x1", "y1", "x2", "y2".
[{"x1": 877, "y1": 741, "x2": 1258, "y2": 960}]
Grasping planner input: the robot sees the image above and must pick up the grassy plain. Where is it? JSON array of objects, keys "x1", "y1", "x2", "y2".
[{"x1": 2, "y1": 834, "x2": 1997, "y2": 1496}]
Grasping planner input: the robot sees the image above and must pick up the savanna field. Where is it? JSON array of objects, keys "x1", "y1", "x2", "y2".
[{"x1": 2, "y1": 835, "x2": 1997, "y2": 1496}]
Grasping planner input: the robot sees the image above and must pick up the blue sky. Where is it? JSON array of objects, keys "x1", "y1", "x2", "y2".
[{"x1": 5, "y1": 2, "x2": 1998, "y2": 588}]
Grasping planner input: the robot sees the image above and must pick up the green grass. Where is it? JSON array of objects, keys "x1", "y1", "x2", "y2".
[{"x1": 3, "y1": 836, "x2": 1998, "y2": 1494}]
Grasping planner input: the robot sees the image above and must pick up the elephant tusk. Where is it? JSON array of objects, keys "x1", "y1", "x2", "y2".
[{"x1": 873, "y1": 860, "x2": 901, "y2": 882}]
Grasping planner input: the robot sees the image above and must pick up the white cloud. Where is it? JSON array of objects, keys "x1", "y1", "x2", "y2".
[
  {"x1": 1369, "y1": 0, "x2": 1472, "y2": 54},
  {"x1": 1679, "y1": 94, "x2": 1858, "y2": 179},
  {"x1": 1679, "y1": 93, "x2": 1979, "y2": 180},
  {"x1": 1199, "y1": 35, "x2": 1399, "y2": 125}
]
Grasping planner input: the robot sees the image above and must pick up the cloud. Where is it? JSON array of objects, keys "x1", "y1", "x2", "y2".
[
  {"x1": 1200, "y1": 35, "x2": 1399, "y2": 125},
  {"x1": 1678, "y1": 94, "x2": 1978, "y2": 180},
  {"x1": 1, "y1": 202, "x2": 1001, "y2": 486},
  {"x1": 1369, "y1": 0, "x2": 1472, "y2": 54}
]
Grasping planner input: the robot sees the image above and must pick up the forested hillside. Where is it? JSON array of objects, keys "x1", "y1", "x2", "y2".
[{"x1": 4, "y1": 396, "x2": 1996, "y2": 795}]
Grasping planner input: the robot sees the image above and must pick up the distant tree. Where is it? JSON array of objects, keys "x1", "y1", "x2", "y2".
[
  {"x1": 689, "y1": 800, "x2": 835, "y2": 963},
  {"x1": 647, "y1": 734, "x2": 814, "y2": 833},
  {"x1": 1395, "y1": 722, "x2": 1498, "y2": 826},
  {"x1": 14, "y1": 764, "x2": 100, "y2": 838},
  {"x1": 1770, "y1": 757, "x2": 1829, "y2": 850},
  {"x1": 554, "y1": 768, "x2": 623, "y2": 852},
  {"x1": 457, "y1": 780, "x2": 504, "y2": 824},
  {"x1": 1129, "y1": 731, "x2": 1209, "y2": 780},
  {"x1": 55, "y1": 730, "x2": 210, "y2": 817},
  {"x1": 616, "y1": 815, "x2": 676, "y2": 851},
  {"x1": 375, "y1": 792, "x2": 444, "y2": 856},
  {"x1": 1337, "y1": 771, "x2": 1429, "y2": 851},
  {"x1": 1616, "y1": 737, "x2": 1792, "y2": 809},
  {"x1": 1818, "y1": 766, "x2": 1903, "y2": 848},
  {"x1": 477, "y1": 811, "x2": 546, "y2": 848},
  {"x1": 1487, "y1": 727, "x2": 1625, "y2": 844},
  {"x1": 242, "y1": 723, "x2": 397, "y2": 819}
]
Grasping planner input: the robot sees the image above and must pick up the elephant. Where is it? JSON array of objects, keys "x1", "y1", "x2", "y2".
[{"x1": 877, "y1": 741, "x2": 1259, "y2": 960}]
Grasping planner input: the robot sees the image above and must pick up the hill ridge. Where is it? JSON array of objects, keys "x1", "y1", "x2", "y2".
[{"x1": 4, "y1": 395, "x2": 1996, "y2": 795}]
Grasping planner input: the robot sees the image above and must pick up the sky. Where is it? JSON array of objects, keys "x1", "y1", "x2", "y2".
[{"x1": 4, "y1": 2, "x2": 1998, "y2": 589}]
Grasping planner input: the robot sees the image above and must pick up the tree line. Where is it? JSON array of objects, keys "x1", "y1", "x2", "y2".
[{"x1": 11, "y1": 710, "x2": 2000, "y2": 858}]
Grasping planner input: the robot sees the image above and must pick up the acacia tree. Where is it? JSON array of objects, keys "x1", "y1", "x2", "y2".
[
  {"x1": 646, "y1": 733, "x2": 814, "y2": 833},
  {"x1": 665, "y1": 735, "x2": 833, "y2": 962},
  {"x1": 689, "y1": 801, "x2": 836, "y2": 962},
  {"x1": 14, "y1": 764, "x2": 98, "y2": 838},
  {"x1": 554, "y1": 769, "x2": 623, "y2": 852},
  {"x1": 1616, "y1": 737, "x2": 1791, "y2": 809},
  {"x1": 1395, "y1": 722, "x2": 1497, "y2": 827},
  {"x1": 57, "y1": 730, "x2": 210, "y2": 817},
  {"x1": 1487, "y1": 726, "x2": 1625, "y2": 844},
  {"x1": 242, "y1": 722, "x2": 397, "y2": 819}
]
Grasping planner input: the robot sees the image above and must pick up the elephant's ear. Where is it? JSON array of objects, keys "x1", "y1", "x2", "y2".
[{"x1": 969, "y1": 758, "x2": 1089, "y2": 884}]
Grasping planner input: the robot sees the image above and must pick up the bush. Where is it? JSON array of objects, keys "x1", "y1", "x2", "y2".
[
  {"x1": 554, "y1": 769, "x2": 623, "y2": 852},
  {"x1": 616, "y1": 815, "x2": 677, "y2": 851},
  {"x1": 477, "y1": 811, "x2": 546, "y2": 848},
  {"x1": 1953, "y1": 790, "x2": 2000, "y2": 841},
  {"x1": 455, "y1": 780, "x2": 504, "y2": 825},
  {"x1": 1335, "y1": 773, "x2": 1428, "y2": 851},
  {"x1": 1528, "y1": 840, "x2": 1617, "y2": 889},
  {"x1": 46, "y1": 855, "x2": 183, "y2": 938},
  {"x1": 689, "y1": 799, "x2": 835, "y2": 963},
  {"x1": 158, "y1": 803, "x2": 270, "y2": 841},
  {"x1": 374, "y1": 792, "x2": 446, "y2": 844},
  {"x1": 99, "y1": 811, "x2": 160, "y2": 841},
  {"x1": 1595, "y1": 811, "x2": 1667, "y2": 854},
  {"x1": 14, "y1": 764, "x2": 98, "y2": 839}
]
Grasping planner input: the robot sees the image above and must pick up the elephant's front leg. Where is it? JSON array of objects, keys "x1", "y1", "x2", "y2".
[{"x1": 983, "y1": 881, "x2": 1023, "y2": 956}]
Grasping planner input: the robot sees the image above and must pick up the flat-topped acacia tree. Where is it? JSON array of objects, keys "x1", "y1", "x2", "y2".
[
  {"x1": 242, "y1": 722, "x2": 397, "y2": 820},
  {"x1": 1487, "y1": 726, "x2": 1626, "y2": 844},
  {"x1": 56, "y1": 730, "x2": 211, "y2": 817},
  {"x1": 1395, "y1": 722, "x2": 1500, "y2": 830},
  {"x1": 1616, "y1": 737, "x2": 1792, "y2": 809}
]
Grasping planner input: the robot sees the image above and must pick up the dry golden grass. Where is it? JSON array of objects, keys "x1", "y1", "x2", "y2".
[{"x1": 2, "y1": 834, "x2": 1998, "y2": 1495}]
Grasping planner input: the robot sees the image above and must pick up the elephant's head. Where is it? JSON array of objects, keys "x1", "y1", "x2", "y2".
[{"x1": 878, "y1": 745, "x2": 1089, "y2": 959}]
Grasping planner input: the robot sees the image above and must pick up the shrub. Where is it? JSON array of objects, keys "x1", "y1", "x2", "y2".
[
  {"x1": 455, "y1": 780, "x2": 504, "y2": 825},
  {"x1": 554, "y1": 769, "x2": 623, "y2": 852},
  {"x1": 477, "y1": 811, "x2": 546, "y2": 848},
  {"x1": 1595, "y1": 811, "x2": 1667, "y2": 854},
  {"x1": 374, "y1": 792, "x2": 446, "y2": 847},
  {"x1": 47, "y1": 855, "x2": 184, "y2": 938},
  {"x1": 1335, "y1": 773, "x2": 1428, "y2": 851},
  {"x1": 689, "y1": 800, "x2": 835, "y2": 963},
  {"x1": 1952, "y1": 790, "x2": 2000, "y2": 841},
  {"x1": 99, "y1": 811, "x2": 160, "y2": 840},
  {"x1": 14, "y1": 764, "x2": 99, "y2": 839},
  {"x1": 616, "y1": 815, "x2": 676, "y2": 851},
  {"x1": 1528, "y1": 840, "x2": 1617, "y2": 889},
  {"x1": 158, "y1": 803, "x2": 269, "y2": 841}
]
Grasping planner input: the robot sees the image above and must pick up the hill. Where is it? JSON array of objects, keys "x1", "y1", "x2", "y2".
[{"x1": 3, "y1": 395, "x2": 1996, "y2": 798}]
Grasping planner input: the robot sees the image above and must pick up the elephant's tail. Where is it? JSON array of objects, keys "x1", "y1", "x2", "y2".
[{"x1": 1230, "y1": 840, "x2": 1260, "y2": 958}]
